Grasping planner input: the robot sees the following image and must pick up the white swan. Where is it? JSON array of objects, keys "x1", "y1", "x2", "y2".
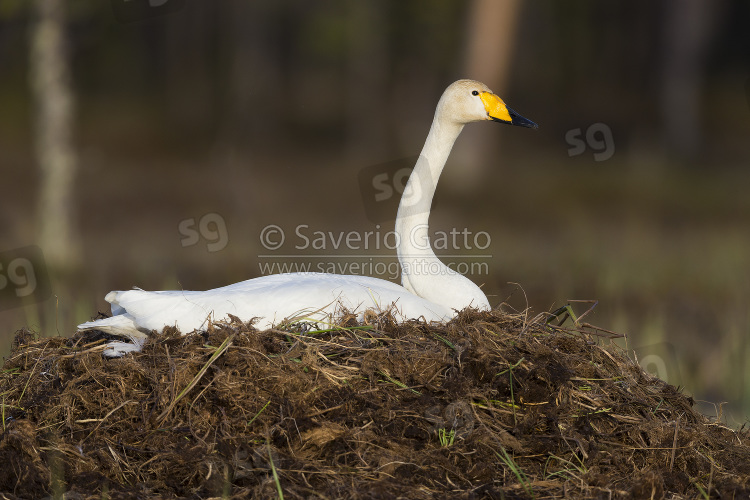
[{"x1": 77, "y1": 79, "x2": 537, "y2": 355}]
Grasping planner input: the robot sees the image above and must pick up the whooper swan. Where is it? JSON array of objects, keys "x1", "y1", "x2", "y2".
[{"x1": 77, "y1": 79, "x2": 538, "y2": 355}]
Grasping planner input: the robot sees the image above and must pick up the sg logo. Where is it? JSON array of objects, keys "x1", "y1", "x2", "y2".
[
  {"x1": 566, "y1": 123, "x2": 615, "y2": 161},
  {"x1": 358, "y1": 156, "x2": 436, "y2": 223},
  {"x1": 0, "y1": 246, "x2": 52, "y2": 312},
  {"x1": 179, "y1": 213, "x2": 228, "y2": 253},
  {"x1": 372, "y1": 167, "x2": 412, "y2": 203},
  {"x1": 633, "y1": 343, "x2": 682, "y2": 386}
]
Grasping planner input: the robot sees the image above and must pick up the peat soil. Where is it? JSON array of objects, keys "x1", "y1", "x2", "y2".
[{"x1": 1, "y1": 309, "x2": 749, "y2": 499}]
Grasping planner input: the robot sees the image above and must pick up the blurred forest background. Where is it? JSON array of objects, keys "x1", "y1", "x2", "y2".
[{"x1": 0, "y1": 0, "x2": 749, "y2": 425}]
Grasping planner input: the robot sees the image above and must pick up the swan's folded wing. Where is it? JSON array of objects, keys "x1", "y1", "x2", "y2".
[
  {"x1": 82, "y1": 272, "x2": 454, "y2": 342},
  {"x1": 103, "y1": 289, "x2": 223, "y2": 333}
]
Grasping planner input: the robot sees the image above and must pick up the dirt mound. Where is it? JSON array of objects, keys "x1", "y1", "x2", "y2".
[{"x1": 1, "y1": 309, "x2": 749, "y2": 499}]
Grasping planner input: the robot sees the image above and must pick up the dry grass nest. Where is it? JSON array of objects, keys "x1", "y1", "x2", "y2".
[{"x1": 1, "y1": 308, "x2": 749, "y2": 499}]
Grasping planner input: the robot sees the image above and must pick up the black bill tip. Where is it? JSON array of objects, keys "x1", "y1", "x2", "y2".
[{"x1": 497, "y1": 106, "x2": 538, "y2": 129}]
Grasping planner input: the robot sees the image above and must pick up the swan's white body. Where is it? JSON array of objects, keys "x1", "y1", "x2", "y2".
[{"x1": 78, "y1": 79, "x2": 537, "y2": 355}]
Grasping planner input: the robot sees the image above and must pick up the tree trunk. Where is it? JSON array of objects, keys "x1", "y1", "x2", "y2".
[
  {"x1": 448, "y1": 0, "x2": 522, "y2": 192},
  {"x1": 659, "y1": 0, "x2": 720, "y2": 161},
  {"x1": 30, "y1": 0, "x2": 79, "y2": 270}
]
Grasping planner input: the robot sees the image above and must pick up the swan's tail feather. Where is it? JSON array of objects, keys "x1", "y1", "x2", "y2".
[
  {"x1": 77, "y1": 314, "x2": 147, "y2": 357},
  {"x1": 77, "y1": 314, "x2": 142, "y2": 337},
  {"x1": 103, "y1": 339, "x2": 147, "y2": 357}
]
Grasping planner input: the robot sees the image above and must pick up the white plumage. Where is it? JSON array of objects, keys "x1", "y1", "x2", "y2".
[{"x1": 78, "y1": 79, "x2": 537, "y2": 356}]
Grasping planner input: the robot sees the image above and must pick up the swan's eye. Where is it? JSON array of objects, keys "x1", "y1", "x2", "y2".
[{"x1": 472, "y1": 90, "x2": 479, "y2": 96}]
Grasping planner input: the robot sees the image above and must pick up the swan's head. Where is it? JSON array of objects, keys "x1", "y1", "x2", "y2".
[{"x1": 438, "y1": 79, "x2": 538, "y2": 129}]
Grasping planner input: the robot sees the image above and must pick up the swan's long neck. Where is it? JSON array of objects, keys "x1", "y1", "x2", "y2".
[
  {"x1": 395, "y1": 114, "x2": 490, "y2": 311},
  {"x1": 396, "y1": 117, "x2": 463, "y2": 261}
]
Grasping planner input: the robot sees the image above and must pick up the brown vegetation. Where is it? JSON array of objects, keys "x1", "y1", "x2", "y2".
[{"x1": 1, "y1": 309, "x2": 749, "y2": 499}]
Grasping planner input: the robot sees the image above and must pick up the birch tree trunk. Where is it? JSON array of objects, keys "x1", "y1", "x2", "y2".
[
  {"x1": 448, "y1": 0, "x2": 522, "y2": 191},
  {"x1": 30, "y1": 0, "x2": 80, "y2": 270}
]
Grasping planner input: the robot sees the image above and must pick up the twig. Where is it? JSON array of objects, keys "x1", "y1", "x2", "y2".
[
  {"x1": 82, "y1": 400, "x2": 137, "y2": 443},
  {"x1": 156, "y1": 334, "x2": 235, "y2": 423},
  {"x1": 670, "y1": 416, "x2": 680, "y2": 472}
]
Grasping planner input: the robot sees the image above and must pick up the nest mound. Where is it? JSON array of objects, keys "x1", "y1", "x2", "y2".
[{"x1": 1, "y1": 309, "x2": 749, "y2": 499}]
